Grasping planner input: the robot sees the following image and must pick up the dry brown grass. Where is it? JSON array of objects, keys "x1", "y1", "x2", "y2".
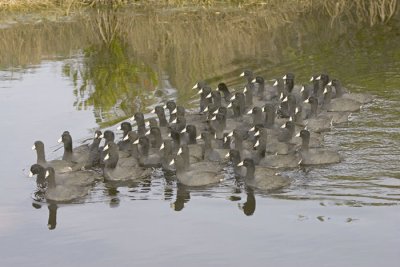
[
  {"x1": 0, "y1": 0, "x2": 397, "y2": 70},
  {"x1": 322, "y1": 0, "x2": 398, "y2": 25},
  {"x1": 0, "y1": 0, "x2": 397, "y2": 26}
]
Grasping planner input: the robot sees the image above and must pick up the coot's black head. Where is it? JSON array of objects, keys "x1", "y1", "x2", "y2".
[
  {"x1": 30, "y1": 164, "x2": 45, "y2": 176},
  {"x1": 253, "y1": 76, "x2": 264, "y2": 84},
  {"x1": 299, "y1": 129, "x2": 310, "y2": 139},
  {"x1": 33, "y1": 140, "x2": 44, "y2": 150},
  {"x1": 103, "y1": 130, "x2": 115, "y2": 143},
  {"x1": 134, "y1": 112, "x2": 144, "y2": 121},
  {"x1": 217, "y1": 83, "x2": 229, "y2": 93}
]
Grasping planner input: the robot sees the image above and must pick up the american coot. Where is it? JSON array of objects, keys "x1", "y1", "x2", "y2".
[
  {"x1": 181, "y1": 125, "x2": 203, "y2": 162},
  {"x1": 117, "y1": 122, "x2": 132, "y2": 152},
  {"x1": 147, "y1": 126, "x2": 163, "y2": 149},
  {"x1": 203, "y1": 102, "x2": 219, "y2": 120},
  {"x1": 309, "y1": 75, "x2": 323, "y2": 98},
  {"x1": 278, "y1": 93, "x2": 298, "y2": 118},
  {"x1": 123, "y1": 131, "x2": 140, "y2": 159},
  {"x1": 247, "y1": 107, "x2": 264, "y2": 126},
  {"x1": 251, "y1": 136, "x2": 266, "y2": 165},
  {"x1": 240, "y1": 70, "x2": 255, "y2": 95},
  {"x1": 103, "y1": 141, "x2": 137, "y2": 168},
  {"x1": 32, "y1": 140, "x2": 74, "y2": 173},
  {"x1": 243, "y1": 84, "x2": 253, "y2": 108},
  {"x1": 300, "y1": 85, "x2": 312, "y2": 101},
  {"x1": 192, "y1": 80, "x2": 208, "y2": 91},
  {"x1": 131, "y1": 112, "x2": 146, "y2": 136},
  {"x1": 29, "y1": 164, "x2": 47, "y2": 189},
  {"x1": 101, "y1": 130, "x2": 129, "y2": 159},
  {"x1": 84, "y1": 130, "x2": 103, "y2": 169},
  {"x1": 184, "y1": 124, "x2": 198, "y2": 145},
  {"x1": 322, "y1": 87, "x2": 361, "y2": 112},
  {"x1": 138, "y1": 136, "x2": 162, "y2": 168},
  {"x1": 283, "y1": 73, "x2": 295, "y2": 90},
  {"x1": 103, "y1": 142, "x2": 151, "y2": 182},
  {"x1": 147, "y1": 116, "x2": 159, "y2": 129},
  {"x1": 235, "y1": 92, "x2": 247, "y2": 115},
  {"x1": 201, "y1": 132, "x2": 225, "y2": 162},
  {"x1": 43, "y1": 167, "x2": 91, "y2": 202},
  {"x1": 210, "y1": 90, "x2": 223, "y2": 109},
  {"x1": 199, "y1": 87, "x2": 213, "y2": 113},
  {"x1": 216, "y1": 82, "x2": 232, "y2": 104},
  {"x1": 227, "y1": 149, "x2": 246, "y2": 177},
  {"x1": 321, "y1": 87, "x2": 352, "y2": 124},
  {"x1": 146, "y1": 116, "x2": 169, "y2": 139},
  {"x1": 101, "y1": 130, "x2": 115, "y2": 144},
  {"x1": 256, "y1": 133, "x2": 299, "y2": 169},
  {"x1": 277, "y1": 121, "x2": 296, "y2": 143},
  {"x1": 291, "y1": 127, "x2": 324, "y2": 148},
  {"x1": 170, "y1": 114, "x2": 186, "y2": 134},
  {"x1": 253, "y1": 126, "x2": 291, "y2": 155},
  {"x1": 303, "y1": 97, "x2": 333, "y2": 133},
  {"x1": 238, "y1": 158, "x2": 290, "y2": 191},
  {"x1": 165, "y1": 100, "x2": 177, "y2": 122},
  {"x1": 258, "y1": 153, "x2": 300, "y2": 169},
  {"x1": 316, "y1": 73, "x2": 330, "y2": 88},
  {"x1": 160, "y1": 140, "x2": 176, "y2": 172},
  {"x1": 272, "y1": 77, "x2": 285, "y2": 98},
  {"x1": 58, "y1": 131, "x2": 90, "y2": 166},
  {"x1": 170, "y1": 145, "x2": 224, "y2": 187},
  {"x1": 251, "y1": 76, "x2": 266, "y2": 101},
  {"x1": 229, "y1": 99, "x2": 242, "y2": 119},
  {"x1": 298, "y1": 130, "x2": 340, "y2": 165},
  {"x1": 230, "y1": 129, "x2": 252, "y2": 160},
  {"x1": 31, "y1": 163, "x2": 100, "y2": 187},
  {"x1": 293, "y1": 105, "x2": 305, "y2": 125},
  {"x1": 151, "y1": 105, "x2": 169, "y2": 127},
  {"x1": 208, "y1": 113, "x2": 226, "y2": 139},
  {"x1": 263, "y1": 104, "x2": 286, "y2": 132},
  {"x1": 328, "y1": 79, "x2": 373, "y2": 104}
]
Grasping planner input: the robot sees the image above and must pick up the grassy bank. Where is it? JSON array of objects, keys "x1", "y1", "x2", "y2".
[{"x1": 0, "y1": 0, "x2": 398, "y2": 25}]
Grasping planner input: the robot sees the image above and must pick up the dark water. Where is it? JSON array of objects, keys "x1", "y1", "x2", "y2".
[{"x1": 1, "y1": 7, "x2": 400, "y2": 267}]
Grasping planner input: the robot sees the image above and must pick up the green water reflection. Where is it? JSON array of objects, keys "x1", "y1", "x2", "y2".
[{"x1": 63, "y1": 38, "x2": 158, "y2": 127}]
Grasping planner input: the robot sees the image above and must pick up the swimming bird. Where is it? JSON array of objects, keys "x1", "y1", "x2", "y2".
[
  {"x1": 238, "y1": 158, "x2": 290, "y2": 191},
  {"x1": 32, "y1": 140, "x2": 75, "y2": 173},
  {"x1": 298, "y1": 129, "x2": 340, "y2": 165},
  {"x1": 103, "y1": 142, "x2": 152, "y2": 182},
  {"x1": 41, "y1": 167, "x2": 91, "y2": 202},
  {"x1": 170, "y1": 145, "x2": 224, "y2": 186}
]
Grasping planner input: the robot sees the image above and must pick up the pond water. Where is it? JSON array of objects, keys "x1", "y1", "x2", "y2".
[{"x1": 0, "y1": 6, "x2": 400, "y2": 267}]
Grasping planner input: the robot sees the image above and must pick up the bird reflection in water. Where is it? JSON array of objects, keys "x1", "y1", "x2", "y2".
[
  {"x1": 238, "y1": 187, "x2": 256, "y2": 216},
  {"x1": 31, "y1": 201, "x2": 58, "y2": 230},
  {"x1": 163, "y1": 170, "x2": 176, "y2": 201},
  {"x1": 47, "y1": 203, "x2": 58, "y2": 230},
  {"x1": 170, "y1": 183, "x2": 191, "y2": 211},
  {"x1": 105, "y1": 186, "x2": 120, "y2": 208},
  {"x1": 32, "y1": 189, "x2": 46, "y2": 203}
]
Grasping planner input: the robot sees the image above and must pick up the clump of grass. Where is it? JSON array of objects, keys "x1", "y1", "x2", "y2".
[
  {"x1": 322, "y1": 0, "x2": 398, "y2": 25},
  {"x1": 0, "y1": 0, "x2": 86, "y2": 15},
  {"x1": 0, "y1": 0, "x2": 56, "y2": 10},
  {"x1": 0, "y1": 0, "x2": 128, "y2": 11}
]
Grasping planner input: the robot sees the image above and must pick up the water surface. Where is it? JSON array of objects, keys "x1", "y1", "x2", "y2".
[{"x1": 0, "y1": 7, "x2": 400, "y2": 267}]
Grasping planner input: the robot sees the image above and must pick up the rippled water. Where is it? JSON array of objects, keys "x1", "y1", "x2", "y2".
[{"x1": 1, "y1": 7, "x2": 400, "y2": 267}]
